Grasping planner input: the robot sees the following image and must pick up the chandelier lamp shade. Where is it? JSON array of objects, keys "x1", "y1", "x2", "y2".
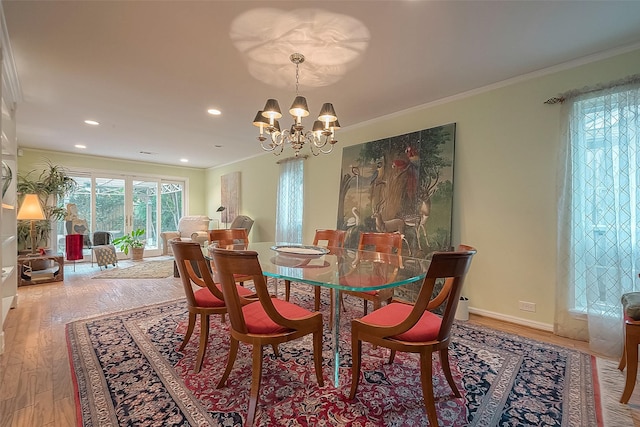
[
  {"x1": 16, "y1": 193, "x2": 46, "y2": 254},
  {"x1": 253, "y1": 53, "x2": 340, "y2": 157}
]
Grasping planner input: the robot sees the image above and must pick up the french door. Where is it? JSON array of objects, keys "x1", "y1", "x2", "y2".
[{"x1": 60, "y1": 173, "x2": 184, "y2": 259}]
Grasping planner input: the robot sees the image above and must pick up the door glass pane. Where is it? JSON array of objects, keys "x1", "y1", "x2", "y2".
[
  {"x1": 161, "y1": 182, "x2": 183, "y2": 233},
  {"x1": 95, "y1": 177, "x2": 125, "y2": 242},
  {"x1": 59, "y1": 176, "x2": 92, "y2": 255},
  {"x1": 133, "y1": 180, "x2": 159, "y2": 250}
]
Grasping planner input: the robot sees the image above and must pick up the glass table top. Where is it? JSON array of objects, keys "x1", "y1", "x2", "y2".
[{"x1": 205, "y1": 241, "x2": 429, "y2": 292}]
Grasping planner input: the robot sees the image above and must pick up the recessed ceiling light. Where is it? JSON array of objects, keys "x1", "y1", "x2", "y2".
[
  {"x1": 180, "y1": 158, "x2": 189, "y2": 163},
  {"x1": 207, "y1": 109, "x2": 221, "y2": 116},
  {"x1": 84, "y1": 120, "x2": 100, "y2": 126},
  {"x1": 74, "y1": 144, "x2": 86, "y2": 149}
]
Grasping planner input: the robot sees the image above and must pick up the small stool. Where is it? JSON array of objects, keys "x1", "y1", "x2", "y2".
[
  {"x1": 92, "y1": 244, "x2": 118, "y2": 270},
  {"x1": 618, "y1": 292, "x2": 640, "y2": 403}
]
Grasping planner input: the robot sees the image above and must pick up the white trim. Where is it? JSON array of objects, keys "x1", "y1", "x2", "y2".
[{"x1": 469, "y1": 306, "x2": 555, "y2": 332}]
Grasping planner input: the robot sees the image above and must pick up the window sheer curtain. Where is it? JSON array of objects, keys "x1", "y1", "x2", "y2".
[
  {"x1": 556, "y1": 83, "x2": 640, "y2": 357},
  {"x1": 275, "y1": 158, "x2": 304, "y2": 244}
]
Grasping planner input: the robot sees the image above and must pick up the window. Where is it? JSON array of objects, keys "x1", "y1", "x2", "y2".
[
  {"x1": 558, "y1": 83, "x2": 639, "y2": 355},
  {"x1": 275, "y1": 158, "x2": 304, "y2": 244}
]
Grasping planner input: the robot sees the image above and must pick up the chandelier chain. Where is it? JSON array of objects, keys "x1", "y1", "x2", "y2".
[{"x1": 295, "y1": 61, "x2": 300, "y2": 96}]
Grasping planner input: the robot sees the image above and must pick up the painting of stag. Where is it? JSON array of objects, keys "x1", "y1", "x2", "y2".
[
  {"x1": 336, "y1": 124, "x2": 455, "y2": 302},
  {"x1": 337, "y1": 123, "x2": 455, "y2": 257}
]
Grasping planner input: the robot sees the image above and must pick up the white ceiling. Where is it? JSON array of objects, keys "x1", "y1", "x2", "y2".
[{"x1": 4, "y1": 1, "x2": 640, "y2": 169}]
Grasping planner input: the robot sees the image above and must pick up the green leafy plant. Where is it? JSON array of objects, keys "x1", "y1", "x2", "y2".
[
  {"x1": 17, "y1": 160, "x2": 77, "y2": 251},
  {"x1": 112, "y1": 228, "x2": 146, "y2": 255}
]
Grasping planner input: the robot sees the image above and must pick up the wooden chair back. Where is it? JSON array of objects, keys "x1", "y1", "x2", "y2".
[
  {"x1": 358, "y1": 232, "x2": 403, "y2": 255},
  {"x1": 171, "y1": 239, "x2": 224, "y2": 305},
  {"x1": 313, "y1": 229, "x2": 347, "y2": 249},
  {"x1": 208, "y1": 228, "x2": 249, "y2": 249},
  {"x1": 385, "y1": 245, "x2": 476, "y2": 342}
]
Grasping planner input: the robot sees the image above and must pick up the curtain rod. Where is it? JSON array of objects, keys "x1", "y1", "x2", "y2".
[
  {"x1": 276, "y1": 155, "x2": 309, "y2": 164},
  {"x1": 544, "y1": 73, "x2": 640, "y2": 104}
]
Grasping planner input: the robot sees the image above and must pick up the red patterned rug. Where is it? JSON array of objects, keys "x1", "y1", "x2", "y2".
[{"x1": 67, "y1": 289, "x2": 612, "y2": 426}]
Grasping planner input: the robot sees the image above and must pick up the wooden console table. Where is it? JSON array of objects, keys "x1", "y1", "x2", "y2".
[{"x1": 17, "y1": 254, "x2": 64, "y2": 286}]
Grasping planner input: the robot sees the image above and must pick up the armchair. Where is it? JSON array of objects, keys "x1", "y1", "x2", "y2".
[
  {"x1": 160, "y1": 215, "x2": 211, "y2": 255},
  {"x1": 228, "y1": 215, "x2": 254, "y2": 234}
]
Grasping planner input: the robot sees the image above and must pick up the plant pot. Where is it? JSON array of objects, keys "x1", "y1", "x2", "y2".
[{"x1": 131, "y1": 247, "x2": 144, "y2": 261}]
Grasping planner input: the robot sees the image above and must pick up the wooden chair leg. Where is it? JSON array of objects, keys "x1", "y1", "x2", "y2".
[
  {"x1": 179, "y1": 312, "x2": 196, "y2": 351},
  {"x1": 314, "y1": 286, "x2": 321, "y2": 312},
  {"x1": 439, "y1": 347, "x2": 461, "y2": 398},
  {"x1": 194, "y1": 313, "x2": 210, "y2": 373},
  {"x1": 284, "y1": 279, "x2": 291, "y2": 301},
  {"x1": 247, "y1": 344, "x2": 264, "y2": 427},
  {"x1": 217, "y1": 337, "x2": 239, "y2": 388},
  {"x1": 419, "y1": 349, "x2": 439, "y2": 427},
  {"x1": 621, "y1": 323, "x2": 640, "y2": 404}
]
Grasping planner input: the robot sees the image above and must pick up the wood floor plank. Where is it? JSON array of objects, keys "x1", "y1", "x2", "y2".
[
  {"x1": 32, "y1": 389, "x2": 55, "y2": 425},
  {"x1": 52, "y1": 396, "x2": 76, "y2": 427},
  {"x1": 0, "y1": 397, "x2": 15, "y2": 426}
]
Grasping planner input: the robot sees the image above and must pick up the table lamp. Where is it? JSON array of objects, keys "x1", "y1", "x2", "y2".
[
  {"x1": 216, "y1": 206, "x2": 226, "y2": 229},
  {"x1": 17, "y1": 194, "x2": 46, "y2": 254}
]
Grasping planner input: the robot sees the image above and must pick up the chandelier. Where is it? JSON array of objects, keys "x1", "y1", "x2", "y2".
[{"x1": 252, "y1": 53, "x2": 340, "y2": 157}]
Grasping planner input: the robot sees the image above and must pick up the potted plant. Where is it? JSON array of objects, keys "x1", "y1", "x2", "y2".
[
  {"x1": 112, "y1": 228, "x2": 146, "y2": 261},
  {"x1": 17, "y1": 160, "x2": 77, "y2": 253}
]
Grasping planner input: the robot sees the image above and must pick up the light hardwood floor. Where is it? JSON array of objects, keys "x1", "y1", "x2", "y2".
[{"x1": 1, "y1": 259, "x2": 639, "y2": 426}]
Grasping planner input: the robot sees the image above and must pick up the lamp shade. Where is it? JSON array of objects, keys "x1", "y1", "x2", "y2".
[
  {"x1": 252, "y1": 111, "x2": 270, "y2": 127},
  {"x1": 289, "y1": 96, "x2": 310, "y2": 118},
  {"x1": 262, "y1": 99, "x2": 282, "y2": 120},
  {"x1": 318, "y1": 103, "x2": 338, "y2": 123},
  {"x1": 312, "y1": 120, "x2": 324, "y2": 132},
  {"x1": 17, "y1": 194, "x2": 46, "y2": 220}
]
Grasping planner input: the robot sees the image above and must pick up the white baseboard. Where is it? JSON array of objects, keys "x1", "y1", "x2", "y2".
[{"x1": 469, "y1": 306, "x2": 554, "y2": 332}]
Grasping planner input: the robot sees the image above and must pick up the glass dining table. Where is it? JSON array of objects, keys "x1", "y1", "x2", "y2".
[{"x1": 205, "y1": 241, "x2": 430, "y2": 386}]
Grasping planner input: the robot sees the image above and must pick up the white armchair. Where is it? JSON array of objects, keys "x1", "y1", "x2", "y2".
[{"x1": 160, "y1": 215, "x2": 211, "y2": 255}]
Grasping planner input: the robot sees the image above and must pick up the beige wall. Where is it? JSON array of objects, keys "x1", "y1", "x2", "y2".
[
  {"x1": 206, "y1": 47, "x2": 640, "y2": 330},
  {"x1": 17, "y1": 149, "x2": 208, "y2": 215}
]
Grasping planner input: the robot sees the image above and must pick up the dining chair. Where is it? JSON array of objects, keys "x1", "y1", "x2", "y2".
[
  {"x1": 171, "y1": 239, "x2": 256, "y2": 373},
  {"x1": 349, "y1": 244, "x2": 476, "y2": 427},
  {"x1": 211, "y1": 248, "x2": 324, "y2": 427},
  {"x1": 208, "y1": 228, "x2": 251, "y2": 285},
  {"x1": 343, "y1": 231, "x2": 404, "y2": 315},
  {"x1": 284, "y1": 229, "x2": 347, "y2": 311}
]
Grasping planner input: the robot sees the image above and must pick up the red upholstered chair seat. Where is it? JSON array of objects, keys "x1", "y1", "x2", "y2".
[
  {"x1": 360, "y1": 302, "x2": 442, "y2": 342},
  {"x1": 242, "y1": 299, "x2": 316, "y2": 334},
  {"x1": 194, "y1": 284, "x2": 254, "y2": 308}
]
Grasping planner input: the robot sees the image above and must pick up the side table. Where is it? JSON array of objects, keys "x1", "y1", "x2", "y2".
[{"x1": 17, "y1": 254, "x2": 64, "y2": 286}]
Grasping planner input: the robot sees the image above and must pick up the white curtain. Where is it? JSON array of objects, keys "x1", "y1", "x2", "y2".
[
  {"x1": 275, "y1": 157, "x2": 304, "y2": 244},
  {"x1": 556, "y1": 83, "x2": 640, "y2": 357}
]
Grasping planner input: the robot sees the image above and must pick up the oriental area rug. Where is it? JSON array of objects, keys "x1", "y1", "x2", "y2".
[
  {"x1": 91, "y1": 259, "x2": 174, "y2": 279},
  {"x1": 66, "y1": 292, "x2": 630, "y2": 426}
]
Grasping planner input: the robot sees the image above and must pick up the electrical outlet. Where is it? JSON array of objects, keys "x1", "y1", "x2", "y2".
[{"x1": 518, "y1": 301, "x2": 536, "y2": 312}]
